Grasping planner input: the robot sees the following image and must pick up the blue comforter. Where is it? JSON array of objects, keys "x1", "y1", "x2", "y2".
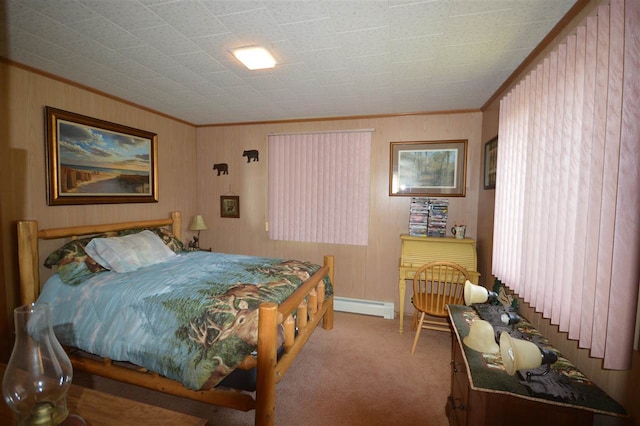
[{"x1": 37, "y1": 251, "x2": 332, "y2": 390}]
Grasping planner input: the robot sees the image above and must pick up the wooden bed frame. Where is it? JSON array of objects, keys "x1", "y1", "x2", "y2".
[{"x1": 16, "y1": 211, "x2": 335, "y2": 426}]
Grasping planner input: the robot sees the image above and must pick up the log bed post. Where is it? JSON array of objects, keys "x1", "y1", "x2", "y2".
[
  {"x1": 256, "y1": 301, "x2": 278, "y2": 426},
  {"x1": 17, "y1": 220, "x2": 39, "y2": 305},
  {"x1": 170, "y1": 211, "x2": 182, "y2": 241},
  {"x1": 322, "y1": 255, "x2": 334, "y2": 330}
]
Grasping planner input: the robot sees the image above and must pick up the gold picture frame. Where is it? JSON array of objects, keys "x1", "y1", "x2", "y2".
[
  {"x1": 45, "y1": 107, "x2": 158, "y2": 205},
  {"x1": 389, "y1": 140, "x2": 467, "y2": 197}
]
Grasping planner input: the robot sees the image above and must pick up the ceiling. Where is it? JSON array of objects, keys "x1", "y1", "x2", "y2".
[{"x1": 1, "y1": 0, "x2": 577, "y2": 126}]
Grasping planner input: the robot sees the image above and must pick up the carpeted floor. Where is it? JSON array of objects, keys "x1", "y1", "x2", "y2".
[{"x1": 73, "y1": 312, "x2": 452, "y2": 425}]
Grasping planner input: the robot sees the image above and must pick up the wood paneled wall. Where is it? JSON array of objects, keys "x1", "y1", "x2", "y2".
[
  {"x1": 196, "y1": 113, "x2": 484, "y2": 315},
  {"x1": 477, "y1": 103, "x2": 499, "y2": 286},
  {"x1": 0, "y1": 62, "x2": 198, "y2": 361},
  {"x1": 1, "y1": 60, "x2": 486, "y2": 355}
]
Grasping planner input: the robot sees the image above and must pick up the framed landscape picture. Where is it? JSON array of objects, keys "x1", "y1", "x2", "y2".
[
  {"x1": 389, "y1": 140, "x2": 467, "y2": 197},
  {"x1": 45, "y1": 107, "x2": 158, "y2": 205}
]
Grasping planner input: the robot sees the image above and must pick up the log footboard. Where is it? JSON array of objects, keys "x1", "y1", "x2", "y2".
[{"x1": 256, "y1": 255, "x2": 334, "y2": 424}]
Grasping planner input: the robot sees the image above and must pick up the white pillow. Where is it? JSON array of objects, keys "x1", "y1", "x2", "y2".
[{"x1": 85, "y1": 230, "x2": 176, "y2": 273}]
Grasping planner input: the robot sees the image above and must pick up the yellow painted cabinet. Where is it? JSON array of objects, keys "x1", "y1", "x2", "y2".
[{"x1": 397, "y1": 234, "x2": 479, "y2": 333}]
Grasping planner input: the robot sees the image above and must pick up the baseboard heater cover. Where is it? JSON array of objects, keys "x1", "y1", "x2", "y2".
[{"x1": 334, "y1": 297, "x2": 394, "y2": 320}]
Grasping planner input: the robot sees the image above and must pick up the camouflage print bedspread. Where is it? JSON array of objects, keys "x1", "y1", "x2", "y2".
[{"x1": 36, "y1": 251, "x2": 333, "y2": 390}]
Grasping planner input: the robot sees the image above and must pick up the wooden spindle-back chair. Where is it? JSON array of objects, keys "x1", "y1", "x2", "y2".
[{"x1": 410, "y1": 261, "x2": 470, "y2": 354}]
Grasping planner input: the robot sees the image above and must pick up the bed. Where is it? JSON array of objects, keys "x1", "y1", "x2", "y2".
[{"x1": 16, "y1": 211, "x2": 334, "y2": 426}]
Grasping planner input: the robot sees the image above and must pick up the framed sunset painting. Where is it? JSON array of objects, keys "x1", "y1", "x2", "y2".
[{"x1": 45, "y1": 107, "x2": 158, "y2": 205}]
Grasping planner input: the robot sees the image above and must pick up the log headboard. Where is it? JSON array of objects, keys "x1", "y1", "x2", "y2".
[{"x1": 17, "y1": 211, "x2": 182, "y2": 305}]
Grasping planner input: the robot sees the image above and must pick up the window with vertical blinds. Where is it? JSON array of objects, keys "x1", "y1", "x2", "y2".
[
  {"x1": 494, "y1": 0, "x2": 640, "y2": 370},
  {"x1": 268, "y1": 130, "x2": 371, "y2": 246}
]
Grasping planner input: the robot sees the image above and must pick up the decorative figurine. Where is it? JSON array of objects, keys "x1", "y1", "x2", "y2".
[
  {"x1": 213, "y1": 163, "x2": 229, "y2": 175},
  {"x1": 242, "y1": 150, "x2": 259, "y2": 162}
]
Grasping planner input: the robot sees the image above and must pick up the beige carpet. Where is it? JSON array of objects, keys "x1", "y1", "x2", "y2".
[{"x1": 73, "y1": 312, "x2": 452, "y2": 426}]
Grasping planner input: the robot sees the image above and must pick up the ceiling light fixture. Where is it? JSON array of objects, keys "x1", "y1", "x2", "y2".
[{"x1": 232, "y1": 46, "x2": 276, "y2": 70}]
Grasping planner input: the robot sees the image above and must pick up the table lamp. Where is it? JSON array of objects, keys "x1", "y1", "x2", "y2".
[
  {"x1": 463, "y1": 320, "x2": 499, "y2": 353},
  {"x1": 188, "y1": 214, "x2": 208, "y2": 249},
  {"x1": 499, "y1": 331, "x2": 558, "y2": 381},
  {"x1": 464, "y1": 281, "x2": 499, "y2": 306}
]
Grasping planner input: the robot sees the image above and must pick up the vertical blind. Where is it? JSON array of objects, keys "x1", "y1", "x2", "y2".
[
  {"x1": 494, "y1": 0, "x2": 640, "y2": 369},
  {"x1": 268, "y1": 130, "x2": 371, "y2": 246}
]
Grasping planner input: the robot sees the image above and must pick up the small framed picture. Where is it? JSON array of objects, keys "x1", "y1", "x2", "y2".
[
  {"x1": 484, "y1": 136, "x2": 498, "y2": 190},
  {"x1": 220, "y1": 195, "x2": 240, "y2": 218}
]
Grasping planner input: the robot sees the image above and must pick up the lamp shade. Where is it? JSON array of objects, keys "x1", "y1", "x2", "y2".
[
  {"x1": 189, "y1": 215, "x2": 208, "y2": 231},
  {"x1": 463, "y1": 320, "x2": 499, "y2": 353},
  {"x1": 499, "y1": 332, "x2": 543, "y2": 375},
  {"x1": 464, "y1": 281, "x2": 489, "y2": 306}
]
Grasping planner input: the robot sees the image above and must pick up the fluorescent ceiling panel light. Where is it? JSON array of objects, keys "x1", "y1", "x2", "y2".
[{"x1": 232, "y1": 46, "x2": 276, "y2": 70}]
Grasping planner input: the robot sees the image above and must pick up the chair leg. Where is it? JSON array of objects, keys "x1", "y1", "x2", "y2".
[
  {"x1": 411, "y1": 310, "x2": 418, "y2": 331},
  {"x1": 411, "y1": 312, "x2": 426, "y2": 355}
]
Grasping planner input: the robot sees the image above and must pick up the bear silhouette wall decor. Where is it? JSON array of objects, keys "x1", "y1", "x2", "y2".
[
  {"x1": 213, "y1": 163, "x2": 229, "y2": 175},
  {"x1": 242, "y1": 150, "x2": 259, "y2": 162}
]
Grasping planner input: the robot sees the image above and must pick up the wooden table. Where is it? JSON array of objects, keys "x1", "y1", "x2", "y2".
[
  {"x1": 446, "y1": 305, "x2": 627, "y2": 426},
  {"x1": 0, "y1": 364, "x2": 207, "y2": 426}
]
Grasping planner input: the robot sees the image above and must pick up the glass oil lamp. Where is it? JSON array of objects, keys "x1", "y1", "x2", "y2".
[{"x1": 3, "y1": 303, "x2": 73, "y2": 425}]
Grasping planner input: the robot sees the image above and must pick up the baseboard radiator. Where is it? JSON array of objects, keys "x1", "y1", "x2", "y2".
[{"x1": 333, "y1": 297, "x2": 395, "y2": 320}]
